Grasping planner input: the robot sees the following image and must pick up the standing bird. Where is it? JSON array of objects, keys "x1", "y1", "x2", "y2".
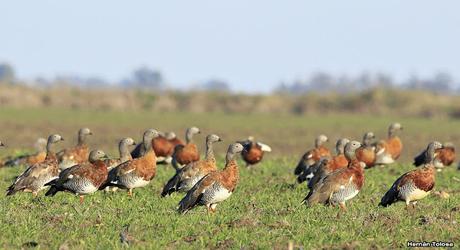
[
  {"x1": 375, "y1": 123, "x2": 403, "y2": 166},
  {"x1": 2, "y1": 138, "x2": 47, "y2": 167},
  {"x1": 306, "y1": 138, "x2": 350, "y2": 189},
  {"x1": 356, "y1": 132, "x2": 377, "y2": 169},
  {"x1": 413, "y1": 142, "x2": 455, "y2": 171},
  {"x1": 57, "y1": 128, "x2": 93, "y2": 170},
  {"x1": 294, "y1": 134, "x2": 331, "y2": 181},
  {"x1": 162, "y1": 134, "x2": 222, "y2": 197},
  {"x1": 178, "y1": 143, "x2": 244, "y2": 214},
  {"x1": 45, "y1": 150, "x2": 109, "y2": 203},
  {"x1": 380, "y1": 141, "x2": 443, "y2": 208},
  {"x1": 105, "y1": 138, "x2": 137, "y2": 170},
  {"x1": 302, "y1": 141, "x2": 365, "y2": 211},
  {"x1": 172, "y1": 127, "x2": 201, "y2": 170},
  {"x1": 104, "y1": 129, "x2": 159, "y2": 196},
  {"x1": 238, "y1": 136, "x2": 272, "y2": 167},
  {"x1": 6, "y1": 134, "x2": 64, "y2": 197}
]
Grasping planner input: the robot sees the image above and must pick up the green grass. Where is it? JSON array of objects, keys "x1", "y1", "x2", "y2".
[{"x1": 0, "y1": 108, "x2": 459, "y2": 249}]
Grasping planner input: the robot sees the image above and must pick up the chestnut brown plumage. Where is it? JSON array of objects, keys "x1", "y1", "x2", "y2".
[
  {"x1": 306, "y1": 138, "x2": 349, "y2": 189},
  {"x1": 178, "y1": 143, "x2": 244, "y2": 214},
  {"x1": 239, "y1": 136, "x2": 272, "y2": 167},
  {"x1": 380, "y1": 141, "x2": 442, "y2": 208},
  {"x1": 356, "y1": 132, "x2": 377, "y2": 168},
  {"x1": 375, "y1": 123, "x2": 403, "y2": 166},
  {"x1": 303, "y1": 141, "x2": 365, "y2": 211},
  {"x1": 172, "y1": 127, "x2": 201, "y2": 170},
  {"x1": 45, "y1": 150, "x2": 109, "y2": 203},
  {"x1": 162, "y1": 134, "x2": 222, "y2": 197},
  {"x1": 294, "y1": 134, "x2": 331, "y2": 183},
  {"x1": 57, "y1": 128, "x2": 93, "y2": 170},
  {"x1": 104, "y1": 129, "x2": 159, "y2": 196},
  {"x1": 6, "y1": 134, "x2": 64, "y2": 197}
]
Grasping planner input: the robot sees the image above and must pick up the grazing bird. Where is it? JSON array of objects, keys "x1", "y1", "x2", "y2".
[
  {"x1": 238, "y1": 136, "x2": 272, "y2": 167},
  {"x1": 294, "y1": 134, "x2": 331, "y2": 182},
  {"x1": 6, "y1": 134, "x2": 64, "y2": 197},
  {"x1": 413, "y1": 142, "x2": 455, "y2": 171},
  {"x1": 2, "y1": 138, "x2": 47, "y2": 167},
  {"x1": 172, "y1": 127, "x2": 201, "y2": 170},
  {"x1": 356, "y1": 132, "x2": 377, "y2": 169},
  {"x1": 105, "y1": 138, "x2": 137, "y2": 170},
  {"x1": 380, "y1": 141, "x2": 443, "y2": 208},
  {"x1": 375, "y1": 123, "x2": 403, "y2": 166},
  {"x1": 104, "y1": 129, "x2": 159, "y2": 196},
  {"x1": 162, "y1": 134, "x2": 222, "y2": 197},
  {"x1": 306, "y1": 138, "x2": 350, "y2": 189},
  {"x1": 177, "y1": 143, "x2": 244, "y2": 214},
  {"x1": 45, "y1": 150, "x2": 109, "y2": 203},
  {"x1": 57, "y1": 128, "x2": 93, "y2": 170},
  {"x1": 302, "y1": 141, "x2": 365, "y2": 211}
]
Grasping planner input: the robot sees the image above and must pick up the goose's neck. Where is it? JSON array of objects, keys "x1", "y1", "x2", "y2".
[
  {"x1": 119, "y1": 142, "x2": 131, "y2": 162},
  {"x1": 77, "y1": 133, "x2": 86, "y2": 146},
  {"x1": 185, "y1": 132, "x2": 193, "y2": 144},
  {"x1": 205, "y1": 141, "x2": 215, "y2": 163}
]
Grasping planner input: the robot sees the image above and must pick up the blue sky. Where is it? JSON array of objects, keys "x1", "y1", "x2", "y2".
[{"x1": 1, "y1": 1, "x2": 459, "y2": 93}]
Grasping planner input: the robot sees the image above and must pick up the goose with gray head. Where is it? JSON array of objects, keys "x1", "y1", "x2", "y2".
[
  {"x1": 162, "y1": 134, "x2": 222, "y2": 197},
  {"x1": 3, "y1": 138, "x2": 47, "y2": 167},
  {"x1": 6, "y1": 134, "x2": 64, "y2": 197},
  {"x1": 413, "y1": 142, "x2": 455, "y2": 171},
  {"x1": 46, "y1": 150, "x2": 109, "y2": 203},
  {"x1": 303, "y1": 141, "x2": 365, "y2": 212},
  {"x1": 104, "y1": 129, "x2": 159, "y2": 196},
  {"x1": 375, "y1": 123, "x2": 403, "y2": 166},
  {"x1": 294, "y1": 134, "x2": 331, "y2": 183},
  {"x1": 178, "y1": 143, "x2": 244, "y2": 214},
  {"x1": 172, "y1": 127, "x2": 201, "y2": 170},
  {"x1": 380, "y1": 141, "x2": 443, "y2": 208},
  {"x1": 306, "y1": 138, "x2": 350, "y2": 189},
  {"x1": 58, "y1": 128, "x2": 93, "y2": 170},
  {"x1": 355, "y1": 132, "x2": 377, "y2": 168}
]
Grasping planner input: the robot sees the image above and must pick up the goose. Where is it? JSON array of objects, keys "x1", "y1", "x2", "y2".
[
  {"x1": 380, "y1": 141, "x2": 443, "y2": 208},
  {"x1": 6, "y1": 134, "x2": 64, "y2": 197},
  {"x1": 104, "y1": 129, "x2": 159, "y2": 196},
  {"x1": 238, "y1": 136, "x2": 272, "y2": 167},
  {"x1": 105, "y1": 138, "x2": 137, "y2": 170},
  {"x1": 161, "y1": 134, "x2": 222, "y2": 197},
  {"x1": 294, "y1": 134, "x2": 331, "y2": 182},
  {"x1": 356, "y1": 132, "x2": 377, "y2": 169},
  {"x1": 302, "y1": 141, "x2": 365, "y2": 211},
  {"x1": 172, "y1": 127, "x2": 201, "y2": 170},
  {"x1": 413, "y1": 142, "x2": 455, "y2": 171},
  {"x1": 177, "y1": 143, "x2": 244, "y2": 214},
  {"x1": 45, "y1": 150, "x2": 108, "y2": 203},
  {"x1": 305, "y1": 138, "x2": 350, "y2": 189},
  {"x1": 57, "y1": 128, "x2": 93, "y2": 170},
  {"x1": 3, "y1": 138, "x2": 47, "y2": 167},
  {"x1": 374, "y1": 123, "x2": 403, "y2": 166}
]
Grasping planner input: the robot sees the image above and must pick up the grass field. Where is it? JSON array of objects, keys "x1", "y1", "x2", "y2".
[{"x1": 0, "y1": 108, "x2": 459, "y2": 249}]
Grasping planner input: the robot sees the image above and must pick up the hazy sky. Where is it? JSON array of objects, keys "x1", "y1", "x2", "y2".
[{"x1": 1, "y1": 1, "x2": 459, "y2": 93}]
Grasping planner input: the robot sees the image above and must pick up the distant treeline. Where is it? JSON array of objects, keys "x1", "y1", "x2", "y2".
[
  {"x1": 1, "y1": 84, "x2": 460, "y2": 119},
  {"x1": 1, "y1": 62, "x2": 459, "y2": 94}
]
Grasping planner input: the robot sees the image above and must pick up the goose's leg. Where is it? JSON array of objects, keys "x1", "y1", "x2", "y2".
[{"x1": 79, "y1": 195, "x2": 84, "y2": 204}]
